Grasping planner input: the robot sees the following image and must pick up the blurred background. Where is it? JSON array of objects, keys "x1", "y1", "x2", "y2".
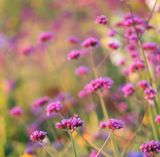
[{"x1": 0, "y1": 0, "x2": 160, "y2": 157}]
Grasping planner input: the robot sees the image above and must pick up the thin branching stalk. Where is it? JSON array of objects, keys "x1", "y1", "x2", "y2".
[
  {"x1": 95, "y1": 132, "x2": 111, "y2": 157},
  {"x1": 75, "y1": 131, "x2": 111, "y2": 157},
  {"x1": 38, "y1": 142, "x2": 54, "y2": 157}
]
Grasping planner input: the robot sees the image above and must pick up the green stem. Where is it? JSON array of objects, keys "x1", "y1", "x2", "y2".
[
  {"x1": 148, "y1": 104, "x2": 158, "y2": 140},
  {"x1": 69, "y1": 131, "x2": 77, "y2": 157}
]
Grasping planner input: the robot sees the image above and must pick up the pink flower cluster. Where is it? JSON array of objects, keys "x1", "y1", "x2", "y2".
[
  {"x1": 9, "y1": 106, "x2": 23, "y2": 117},
  {"x1": 81, "y1": 37, "x2": 99, "y2": 48},
  {"x1": 122, "y1": 83, "x2": 135, "y2": 97},
  {"x1": 67, "y1": 50, "x2": 80, "y2": 60},
  {"x1": 140, "y1": 140, "x2": 160, "y2": 154},
  {"x1": 32, "y1": 96, "x2": 49, "y2": 108},
  {"x1": 95, "y1": 15, "x2": 108, "y2": 25},
  {"x1": 30, "y1": 130, "x2": 47, "y2": 142},
  {"x1": 100, "y1": 118, "x2": 124, "y2": 131},
  {"x1": 82, "y1": 77, "x2": 113, "y2": 95},
  {"x1": 46, "y1": 101, "x2": 62, "y2": 116},
  {"x1": 55, "y1": 114, "x2": 83, "y2": 130}
]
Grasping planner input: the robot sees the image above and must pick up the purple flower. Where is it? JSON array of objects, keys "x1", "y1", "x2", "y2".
[
  {"x1": 108, "y1": 41, "x2": 120, "y2": 50},
  {"x1": 68, "y1": 36, "x2": 80, "y2": 44},
  {"x1": 32, "y1": 96, "x2": 49, "y2": 108},
  {"x1": 39, "y1": 32, "x2": 53, "y2": 42},
  {"x1": 55, "y1": 114, "x2": 83, "y2": 130},
  {"x1": 67, "y1": 50, "x2": 80, "y2": 60},
  {"x1": 137, "y1": 80, "x2": 150, "y2": 90},
  {"x1": 30, "y1": 130, "x2": 47, "y2": 142},
  {"x1": 144, "y1": 88, "x2": 157, "y2": 101},
  {"x1": 75, "y1": 65, "x2": 89, "y2": 76},
  {"x1": 46, "y1": 101, "x2": 62, "y2": 116},
  {"x1": 122, "y1": 83, "x2": 135, "y2": 97},
  {"x1": 155, "y1": 115, "x2": 160, "y2": 125},
  {"x1": 140, "y1": 140, "x2": 160, "y2": 154},
  {"x1": 100, "y1": 118, "x2": 124, "y2": 130},
  {"x1": 9, "y1": 106, "x2": 23, "y2": 117},
  {"x1": 129, "y1": 60, "x2": 145, "y2": 73},
  {"x1": 95, "y1": 15, "x2": 108, "y2": 25},
  {"x1": 142, "y1": 42, "x2": 158, "y2": 51},
  {"x1": 81, "y1": 37, "x2": 99, "y2": 48},
  {"x1": 83, "y1": 77, "x2": 113, "y2": 94}
]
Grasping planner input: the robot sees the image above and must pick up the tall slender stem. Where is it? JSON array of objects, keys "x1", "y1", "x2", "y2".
[
  {"x1": 148, "y1": 104, "x2": 158, "y2": 140},
  {"x1": 69, "y1": 131, "x2": 77, "y2": 157},
  {"x1": 89, "y1": 49, "x2": 120, "y2": 157}
]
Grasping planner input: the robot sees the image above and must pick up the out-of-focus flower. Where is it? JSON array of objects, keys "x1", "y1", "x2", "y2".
[
  {"x1": 68, "y1": 36, "x2": 80, "y2": 44},
  {"x1": 137, "y1": 80, "x2": 150, "y2": 90},
  {"x1": 100, "y1": 118, "x2": 124, "y2": 130},
  {"x1": 118, "y1": 102, "x2": 128, "y2": 112},
  {"x1": 67, "y1": 50, "x2": 80, "y2": 60},
  {"x1": 155, "y1": 115, "x2": 160, "y2": 125},
  {"x1": 144, "y1": 88, "x2": 157, "y2": 101},
  {"x1": 108, "y1": 30, "x2": 116, "y2": 37},
  {"x1": 75, "y1": 65, "x2": 89, "y2": 76},
  {"x1": 55, "y1": 114, "x2": 83, "y2": 130},
  {"x1": 21, "y1": 46, "x2": 35, "y2": 56},
  {"x1": 46, "y1": 101, "x2": 62, "y2": 116},
  {"x1": 32, "y1": 96, "x2": 49, "y2": 108},
  {"x1": 142, "y1": 42, "x2": 158, "y2": 51},
  {"x1": 81, "y1": 37, "x2": 99, "y2": 48},
  {"x1": 9, "y1": 106, "x2": 23, "y2": 117},
  {"x1": 39, "y1": 32, "x2": 53, "y2": 42},
  {"x1": 129, "y1": 60, "x2": 145, "y2": 73},
  {"x1": 122, "y1": 83, "x2": 135, "y2": 97},
  {"x1": 95, "y1": 15, "x2": 108, "y2": 25},
  {"x1": 30, "y1": 130, "x2": 47, "y2": 142},
  {"x1": 108, "y1": 41, "x2": 120, "y2": 50}
]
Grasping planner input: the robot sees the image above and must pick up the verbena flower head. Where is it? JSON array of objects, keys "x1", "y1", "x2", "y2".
[
  {"x1": 144, "y1": 88, "x2": 157, "y2": 101},
  {"x1": 81, "y1": 37, "x2": 99, "y2": 48},
  {"x1": 142, "y1": 42, "x2": 158, "y2": 51},
  {"x1": 140, "y1": 140, "x2": 160, "y2": 154},
  {"x1": 55, "y1": 114, "x2": 83, "y2": 131},
  {"x1": 129, "y1": 60, "x2": 145, "y2": 73},
  {"x1": 155, "y1": 115, "x2": 160, "y2": 125},
  {"x1": 32, "y1": 96, "x2": 49, "y2": 108},
  {"x1": 122, "y1": 83, "x2": 135, "y2": 97},
  {"x1": 46, "y1": 101, "x2": 62, "y2": 116},
  {"x1": 137, "y1": 80, "x2": 150, "y2": 90},
  {"x1": 9, "y1": 106, "x2": 23, "y2": 117},
  {"x1": 83, "y1": 77, "x2": 113, "y2": 94},
  {"x1": 39, "y1": 32, "x2": 53, "y2": 42},
  {"x1": 68, "y1": 36, "x2": 80, "y2": 44},
  {"x1": 30, "y1": 130, "x2": 47, "y2": 142},
  {"x1": 108, "y1": 41, "x2": 120, "y2": 50},
  {"x1": 95, "y1": 15, "x2": 108, "y2": 25},
  {"x1": 67, "y1": 50, "x2": 80, "y2": 60},
  {"x1": 100, "y1": 118, "x2": 124, "y2": 131},
  {"x1": 75, "y1": 65, "x2": 89, "y2": 76}
]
